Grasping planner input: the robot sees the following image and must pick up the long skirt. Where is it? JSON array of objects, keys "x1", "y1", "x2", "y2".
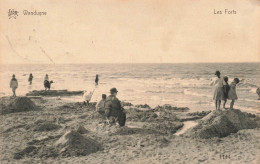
[{"x1": 213, "y1": 87, "x2": 224, "y2": 100}]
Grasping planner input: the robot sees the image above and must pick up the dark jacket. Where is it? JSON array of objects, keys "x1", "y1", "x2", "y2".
[{"x1": 104, "y1": 95, "x2": 122, "y2": 117}]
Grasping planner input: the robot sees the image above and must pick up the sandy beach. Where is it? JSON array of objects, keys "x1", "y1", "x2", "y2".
[{"x1": 0, "y1": 94, "x2": 259, "y2": 164}]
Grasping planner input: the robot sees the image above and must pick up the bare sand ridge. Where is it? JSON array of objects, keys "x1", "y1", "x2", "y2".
[
  {"x1": 185, "y1": 109, "x2": 259, "y2": 139},
  {"x1": 0, "y1": 96, "x2": 259, "y2": 163}
]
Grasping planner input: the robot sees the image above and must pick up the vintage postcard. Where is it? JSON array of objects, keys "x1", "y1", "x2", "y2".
[{"x1": 0, "y1": 0, "x2": 259, "y2": 163}]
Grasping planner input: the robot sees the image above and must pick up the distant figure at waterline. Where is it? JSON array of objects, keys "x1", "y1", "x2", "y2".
[
  {"x1": 44, "y1": 74, "x2": 49, "y2": 81},
  {"x1": 95, "y1": 74, "x2": 99, "y2": 86},
  {"x1": 256, "y1": 88, "x2": 260, "y2": 100},
  {"x1": 10, "y1": 74, "x2": 18, "y2": 97},
  {"x1": 44, "y1": 80, "x2": 53, "y2": 91},
  {"x1": 28, "y1": 73, "x2": 33, "y2": 85}
]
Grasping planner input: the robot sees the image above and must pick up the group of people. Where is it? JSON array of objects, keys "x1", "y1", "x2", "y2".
[
  {"x1": 9, "y1": 71, "x2": 259, "y2": 119},
  {"x1": 211, "y1": 70, "x2": 240, "y2": 110},
  {"x1": 9, "y1": 74, "x2": 100, "y2": 97},
  {"x1": 96, "y1": 88, "x2": 126, "y2": 126}
]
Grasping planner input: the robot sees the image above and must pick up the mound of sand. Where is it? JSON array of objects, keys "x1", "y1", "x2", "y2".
[
  {"x1": 187, "y1": 111, "x2": 212, "y2": 117},
  {"x1": 153, "y1": 104, "x2": 189, "y2": 112},
  {"x1": 134, "y1": 104, "x2": 151, "y2": 109},
  {"x1": 121, "y1": 101, "x2": 133, "y2": 107},
  {"x1": 185, "y1": 109, "x2": 259, "y2": 139},
  {"x1": 0, "y1": 97, "x2": 37, "y2": 114},
  {"x1": 144, "y1": 121, "x2": 184, "y2": 134},
  {"x1": 77, "y1": 125, "x2": 89, "y2": 134},
  {"x1": 55, "y1": 130, "x2": 102, "y2": 157},
  {"x1": 56, "y1": 102, "x2": 96, "y2": 111},
  {"x1": 178, "y1": 111, "x2": 212, "y2": 121},
  {"x1": 126, "y1": 108, "x2": 158, "y2": 122},
  {"x1": 13, "y1": 146, "x2": 38, "y2": 159},
  {"x1": 34, "y1": 122, "x2": 62, "y2": 132}
]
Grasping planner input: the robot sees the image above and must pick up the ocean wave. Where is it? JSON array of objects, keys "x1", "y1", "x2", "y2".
[
  {"x1": 240, "y1": 98, "x2": 260, "y2": 103},
  {"x1": 184, "y1": 89, "x2": 212, "y2": 98},
  {"x1": 239, "y1": 83, "x2": 258, "y2": 88}
]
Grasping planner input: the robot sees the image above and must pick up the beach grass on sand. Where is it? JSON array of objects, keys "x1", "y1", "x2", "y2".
[{"x1": 0, "y1": 96, "x2": 259, "y2": 164}]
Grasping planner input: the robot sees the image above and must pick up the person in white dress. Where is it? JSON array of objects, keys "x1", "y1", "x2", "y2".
[
  {"x1": 83, "y1": 89, "x2": 94, "y2": 106},
  {"x1": 210, "y1": 71, "x2": 225, "y2": 110},
  {"x1": 228, "y1": 78, "x2": 240, "y2": 110}
]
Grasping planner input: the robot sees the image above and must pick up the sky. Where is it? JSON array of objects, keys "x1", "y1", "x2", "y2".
[{"x1": 0, "y1": 0, "x2": 259, "y2": 64}]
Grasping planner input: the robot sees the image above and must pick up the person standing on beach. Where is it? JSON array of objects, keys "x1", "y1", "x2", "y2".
[
  {"x1": 228, "y1": 78, "x2": 240, "y2": 110},
  {"x1": 256, "y1": 88, "x2": 260, "y2": 100},
  {"x1": 210, "y1": 71, "x2": 225, "y2": 110},
  {"x1": 10, "y1": 74, "x2": 18, "y2": 97},
  {"x1": 223, "y1": 76, "x2": 230, "y2": 109},
  {"x1": 95, "y1": 74, "x2": 99, "y2": 86},
  {"x1": 44, "y1": 74, "x2": 49, "y2": 81},
  {"x1": 83, "y1": 90, "x2": 94, "y2": 106},
  {"x1": 28, "y1": 73, "x2": 33, "y2": 85},
  {"x1": 105, "y1": 88, "x2": 126, "y2": 126}
]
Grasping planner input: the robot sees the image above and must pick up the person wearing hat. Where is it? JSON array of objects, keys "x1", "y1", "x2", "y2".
[
  {"x1": 104, "y1": 88, "x2": 126, "y2": 126},
  {"x1": 210, "y1": 70, "x2": 225, "y2": 110},
  {"x1": 10, "y1": 74, "x2": 18, "y2": 97}
]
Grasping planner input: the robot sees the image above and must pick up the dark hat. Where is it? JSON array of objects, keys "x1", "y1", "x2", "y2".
[
  {"x1": 215, "y1": 71, "x2": 221, "y2": 75},
  {"x1": 110, "y1": 88, "x2": 118, "y2": 94}
]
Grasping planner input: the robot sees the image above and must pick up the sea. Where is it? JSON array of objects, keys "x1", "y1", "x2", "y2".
[{"x1": 0, "y1": 63, "x2": 259, "y2": 114}]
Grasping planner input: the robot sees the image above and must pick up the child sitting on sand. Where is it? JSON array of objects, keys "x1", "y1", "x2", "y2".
[
  {"x1": 228, "y1": 78, "x2": 240, "y2": 110},
  {"x1": 223, "y1": 76, "x2": 230, "y2": 109},
  {"x1": 10, "y1": 74, "x2": 18, "y2": 97},
  {"x1": 96, "y1": 94, "x2": 106, "y2": 114}
]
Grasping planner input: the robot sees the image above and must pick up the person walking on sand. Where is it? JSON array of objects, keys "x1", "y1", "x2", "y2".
[
  {"x1": 223, "y1": 76, "x2": 230, "y2": 109},
  {"x1": 210, "y1": 71, "x2": 225, "y2": 110},
  {"x1": 10, "y1": 74, "x2": 18, "y2": 97},
  {"x1": 96, "y1": 94, "x2": 107, "y2": 115},
  {"x1": 95, "y1": 74, "x2": 99, "y2": 86},
  {"x1": 104, "y1": 88, "x2": 126, "y2": 126},
  {"x1": 228, "y1": 78, "x2": 240, "y2": 110},
  {"x1": 28, "y1": 73, "x2": 33, "y2": 85}
]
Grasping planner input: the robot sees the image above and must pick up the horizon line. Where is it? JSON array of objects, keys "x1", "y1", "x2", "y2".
[{"x1": 1, "y1": 61, "x2": 260, "y2": 65}]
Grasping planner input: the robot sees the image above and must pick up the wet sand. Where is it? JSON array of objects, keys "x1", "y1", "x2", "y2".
[{"x1": 0, "y1": 96, "x2": 259, "y2": 164}]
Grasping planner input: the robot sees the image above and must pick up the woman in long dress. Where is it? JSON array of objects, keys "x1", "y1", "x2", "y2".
[{"x1": 211, "y1": 71, "x2": 225, "y2": 110}]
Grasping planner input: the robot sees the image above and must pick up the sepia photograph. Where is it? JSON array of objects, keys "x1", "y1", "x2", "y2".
[{"x1": 0, "y1": 0, "x2": 260, "y2": 163}]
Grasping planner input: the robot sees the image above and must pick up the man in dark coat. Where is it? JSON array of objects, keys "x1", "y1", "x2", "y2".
[{"x1": 105, "y1": 88, "x2": 126, "y2": 126}]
